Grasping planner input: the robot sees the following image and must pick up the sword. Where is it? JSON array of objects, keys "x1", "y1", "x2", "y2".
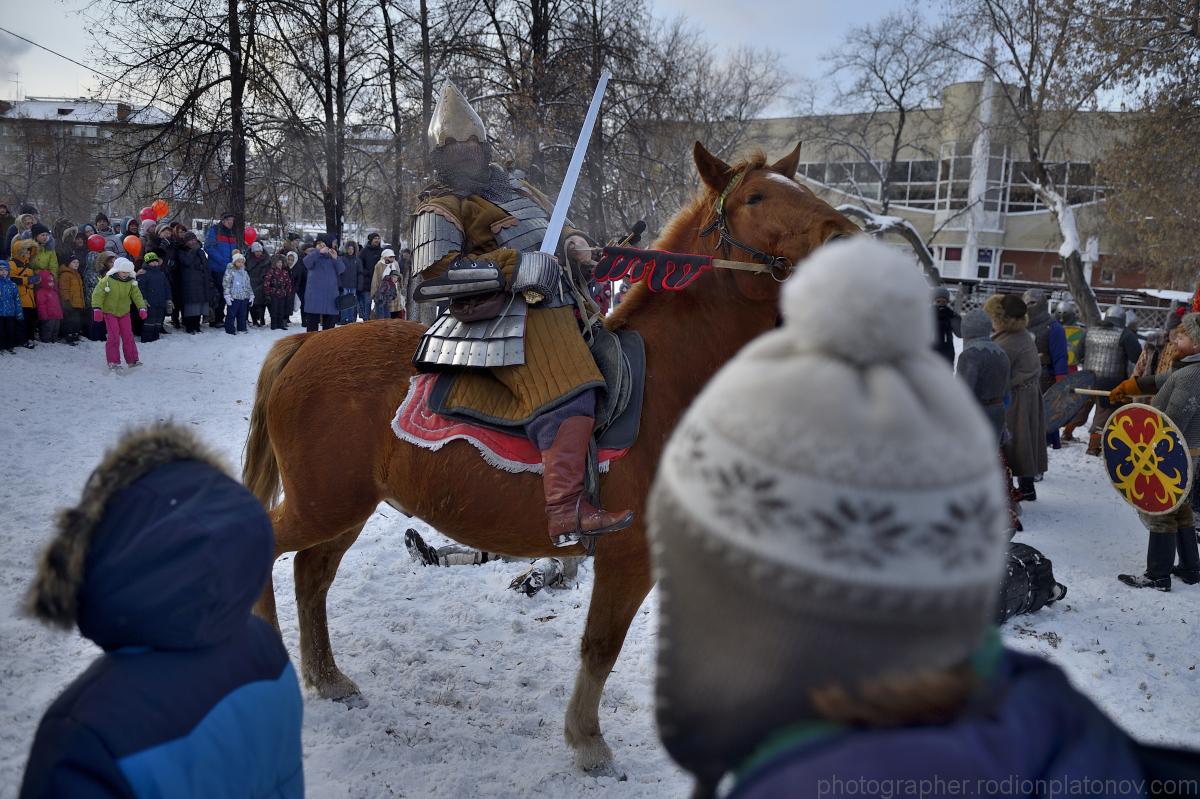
[{"x1": 540, "y1": 70, "x2": 611, "y2": 255}]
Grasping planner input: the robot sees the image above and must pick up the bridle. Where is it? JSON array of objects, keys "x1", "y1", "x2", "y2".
[{"x1": 698, "y1": 169, "x2": 793, "y2": 282}]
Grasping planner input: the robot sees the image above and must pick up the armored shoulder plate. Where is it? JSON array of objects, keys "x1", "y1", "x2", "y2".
[{"x1": 412, "y1": 207, "x2": 464, "y2": 276}]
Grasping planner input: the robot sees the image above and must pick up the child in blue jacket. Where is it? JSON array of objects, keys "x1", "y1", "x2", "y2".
[
  {"x1": 0, "y1": 260, "x2": 22, "y2": 352},
  {"x1": 21, "y1": 422, "x2": 304, "y2": 799}
]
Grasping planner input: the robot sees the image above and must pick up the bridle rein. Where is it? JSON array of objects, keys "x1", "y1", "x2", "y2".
[{"x1": 698, "y1": 169, "x2": 794, "y2": 282}]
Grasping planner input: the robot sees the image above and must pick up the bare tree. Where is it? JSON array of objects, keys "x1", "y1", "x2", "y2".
[
  {"x1": 813, "y1": 5, "x2": 961, "y2": 214},
  {"x1": 90, "y1": 0, "x2": 260, "y2": 242},
  {"x1": 944, "y1": 0, "x2": 1135, "y2": 324}
]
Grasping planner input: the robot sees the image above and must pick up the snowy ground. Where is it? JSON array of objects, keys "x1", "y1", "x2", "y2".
[{"x1": 1, "y1": 324, "x2": 1197, "y2": 798}]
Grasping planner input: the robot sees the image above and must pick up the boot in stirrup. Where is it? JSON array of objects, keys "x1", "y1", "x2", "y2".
[{"x1": 542, "y1": 416, "x2": 633, "y2": 548}]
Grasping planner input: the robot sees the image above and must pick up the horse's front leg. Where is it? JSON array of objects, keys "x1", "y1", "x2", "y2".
[{"x1": 564, "y1": 530, "x2": 653, "y2": 770}]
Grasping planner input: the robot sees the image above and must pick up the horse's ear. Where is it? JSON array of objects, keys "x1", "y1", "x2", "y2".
[
  {"x1": 693, "y1": 141, "x2": 734, "y2": 192},
  {"x1": 770, "y1": 142, "x2": 803, "y2": 179}
]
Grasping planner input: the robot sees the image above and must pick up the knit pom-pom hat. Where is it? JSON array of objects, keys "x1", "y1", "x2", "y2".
[{"x1": 648, "y1": 237, "x2": 1008, "y2": 790}]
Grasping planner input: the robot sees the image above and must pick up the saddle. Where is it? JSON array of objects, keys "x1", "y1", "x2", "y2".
[{"x1": 426, "y1": 326, "x2": 647, "y2": 453}]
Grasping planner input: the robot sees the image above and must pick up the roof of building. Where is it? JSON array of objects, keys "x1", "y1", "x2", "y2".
[{"x1": 0, "y1": 98, "x2": 172, "y2": 125}]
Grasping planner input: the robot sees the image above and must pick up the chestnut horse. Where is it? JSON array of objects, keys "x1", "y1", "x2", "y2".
[{"x1": 243, "y1": 141, "x2": 856, "y2": 769}]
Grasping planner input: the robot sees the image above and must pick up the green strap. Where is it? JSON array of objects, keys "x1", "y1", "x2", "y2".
[{"x1": 713, "y1": 170, "x2": 745, "y2": 216}]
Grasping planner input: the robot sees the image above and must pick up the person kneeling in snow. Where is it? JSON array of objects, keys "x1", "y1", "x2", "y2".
[
  {"x1": 647, "y1": 238, "x2": 1194, "y2": 798},
  {"x1": 1109, "y1": 312, "x2": 1200, "y2": 591},
  {"x1": 20, "y1": 422, "x2": 304, "y2": 798}
]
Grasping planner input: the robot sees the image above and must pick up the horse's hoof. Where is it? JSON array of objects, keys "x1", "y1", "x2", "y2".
[
  {"x1": 311, "y1": 671, "x2": 366, "y2": 706},
  {"x1": 570, "y1": 733, "x2": 614, "y2": 771}
]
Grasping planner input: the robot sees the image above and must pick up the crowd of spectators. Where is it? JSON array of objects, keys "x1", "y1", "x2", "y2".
[{"x1": 0, "y1": 202, "x2": 417, "y2": 362}]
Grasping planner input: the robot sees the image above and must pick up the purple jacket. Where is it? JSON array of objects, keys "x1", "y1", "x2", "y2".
[
  {"x1": 302, "y1": 249, "x2": 344, "y2": 317},
  {"x1": 731, "y1": 652, "x2": 1151, "y2": 799}
]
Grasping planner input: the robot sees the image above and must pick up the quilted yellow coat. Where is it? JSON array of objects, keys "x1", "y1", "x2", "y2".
[{"x1": 414, "y1": 188, "x2": 603, "y2": 425}]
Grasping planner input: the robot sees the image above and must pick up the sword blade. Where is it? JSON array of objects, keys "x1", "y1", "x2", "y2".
[{"x1": 539, "y1": 70, "x2": 611, "y2": 254}]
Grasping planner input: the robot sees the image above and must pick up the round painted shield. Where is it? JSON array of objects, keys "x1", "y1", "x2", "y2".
[{"x1": 1103, "y1": 403, "x2": 1193, "y2": 516}]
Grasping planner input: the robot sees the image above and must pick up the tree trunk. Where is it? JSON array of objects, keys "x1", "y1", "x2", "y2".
[
  {"x1": 419, "y1": 0, "x2": 433, "y2": 179},
  {"x1": 1062, "y1": 250, "x2": 1101, "y2": 326},
  {"x1": 380, "y1": 0, "x2": 405, "y2": 245},
  {"x1": 228, "y1": 0, "x2": 247, "y2": 247}
]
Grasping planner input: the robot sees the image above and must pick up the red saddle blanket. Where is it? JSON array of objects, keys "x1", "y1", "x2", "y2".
[{"x1": 391, "y1": 374, "x2": 629, "y2": 474}]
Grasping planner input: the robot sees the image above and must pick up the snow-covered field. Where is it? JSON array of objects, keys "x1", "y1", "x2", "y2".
[{"x1": 1, "y1": 325, "x2": 1196, "y2": 798}]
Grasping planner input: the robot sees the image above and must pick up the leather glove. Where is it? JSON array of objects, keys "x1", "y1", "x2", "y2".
[
  {"x1": 93, "y1": 309, "x2": 103, "y2": 322},
  {"x1": 1109, "y1": 376, "x2": 1142, "y2": 402},
  {"x1": 139, "y1": 308, "x2": 148, "y2": 320}
]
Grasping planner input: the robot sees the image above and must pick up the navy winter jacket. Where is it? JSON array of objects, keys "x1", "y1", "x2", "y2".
[
  {"x1": 729, "y1": 651, "x2": 1195, "y2": 799},
  {"x1": 20, "y1": 426, "x2": 303, "y2": 799},
  {"x1": 136, "y1": 267, "x2": 171, "y2": 312}
]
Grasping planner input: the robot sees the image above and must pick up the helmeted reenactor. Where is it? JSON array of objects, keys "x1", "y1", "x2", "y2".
[
  {"x1": 409, "y1": 82, "x2": 633, "y2": 548},
  {"x1": 1077, "y1": 304, "x2": 1142, "y2": 455}
]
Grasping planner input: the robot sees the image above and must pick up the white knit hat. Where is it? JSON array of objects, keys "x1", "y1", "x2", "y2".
[
  {"x1": 380, "y1": 248, "x2": 395, "y2": 259},
  {"x1": 648, "y1": 237, "x2": 1008, "y2": 788},
  {"x1": 106, "y1": 257, "x2": 135, "y2": 277},
  {"x1": 231, "y1": 250, "x2": 246, "y2": 264}
]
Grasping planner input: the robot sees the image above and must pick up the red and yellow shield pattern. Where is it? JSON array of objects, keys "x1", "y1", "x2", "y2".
[{"x1": 1103, "y1": 403, "x2": 1193, "y2": 515}]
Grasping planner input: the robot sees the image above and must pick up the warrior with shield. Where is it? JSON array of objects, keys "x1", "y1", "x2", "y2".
[{"x1": 406, "y1": 82, "x2": 632, "y2": 549}]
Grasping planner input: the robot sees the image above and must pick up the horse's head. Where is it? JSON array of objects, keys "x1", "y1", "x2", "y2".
[{"x1": 687, "y1": 140, "x2": 858, "y2": 303}]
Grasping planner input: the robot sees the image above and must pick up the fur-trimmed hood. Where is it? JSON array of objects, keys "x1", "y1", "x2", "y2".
[
  {"x1": 27, "y1": 422, "x2": 274, "y2": 651},
  {"x1": 984, "y1": 294, "x2": 1029, "y2": 334}
]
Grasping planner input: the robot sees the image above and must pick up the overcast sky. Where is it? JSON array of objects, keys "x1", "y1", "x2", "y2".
[{"x1": 1, "y1": 0, "x2": 914, "y2": 103}]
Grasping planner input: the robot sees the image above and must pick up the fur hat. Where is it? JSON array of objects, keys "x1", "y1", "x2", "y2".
[
  {"x1": 984, "y1": 294, "x2": 1028, "y2": 333},
  {"x1": 10, "y1": 238, "x2": 37, "y2": 263},
  {"x1": 26, "y1": 422, "x2": 231, "y2": 628},
  {"x1": 648, "y1": 238, "x2": 1008, "y2": 790},
  {"x1": 1180, "y1": 313, "x2": 1200, "y2": 344}
]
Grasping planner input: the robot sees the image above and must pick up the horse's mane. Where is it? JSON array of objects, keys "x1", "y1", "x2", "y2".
[{"x1": 606, "y1": 150, "x2": 770, "y2": 331}]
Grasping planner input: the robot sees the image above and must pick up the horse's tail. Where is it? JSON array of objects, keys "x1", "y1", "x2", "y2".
[{"x1": 243, "y1": 333, "x2": 308, "y2": 510}]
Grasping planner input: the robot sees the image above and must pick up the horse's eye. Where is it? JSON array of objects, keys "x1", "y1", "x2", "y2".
[{"x1": 745, "y1": 194, "x2": 763, "y2": 206}]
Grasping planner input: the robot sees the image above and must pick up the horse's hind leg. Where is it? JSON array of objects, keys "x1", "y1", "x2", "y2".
[
  {"x1": 295, "y1": 523, "x2": 367, "y2": 702},
  {"x1": 564, "y1": 535, "x2": 653, "y2": 770}
]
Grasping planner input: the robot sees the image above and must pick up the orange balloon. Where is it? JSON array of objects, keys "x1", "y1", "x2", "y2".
[
  {"x1": 152, "y1": 199, "x2": 169, "y2": 219},
  {"x1": 123, "y1": 235, "x2": 142, "y2": 259}
]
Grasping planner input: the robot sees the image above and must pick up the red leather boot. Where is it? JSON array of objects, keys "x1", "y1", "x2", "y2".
[{"x1": 542, "y1": 416, "x2": 634, "y2": 547}]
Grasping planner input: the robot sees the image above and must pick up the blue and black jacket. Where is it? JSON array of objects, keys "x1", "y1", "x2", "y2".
[{"x1": 20, "y1": 423, "x2": 303, "y2": 799}]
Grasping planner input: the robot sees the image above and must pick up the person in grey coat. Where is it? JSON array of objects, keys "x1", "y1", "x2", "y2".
[
  {"x1": 1109, "y1": 312, "x2": 1200, "y2": 590},
  {"x1": 957, "y1": 309, "x2": 1010, "y2": 441},
  {"x1": 302, "y1": 235, "x2": 344, "y2": 332},
  {"x1": 986, "y1": 294, "x2": 1047, "y2": 502}
]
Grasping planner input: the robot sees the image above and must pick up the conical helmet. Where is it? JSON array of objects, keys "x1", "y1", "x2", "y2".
[{"x1": 428, "y1": 81, "x2": 488, "y2": 150}]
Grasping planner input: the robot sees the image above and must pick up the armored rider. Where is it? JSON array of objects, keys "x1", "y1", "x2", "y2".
[{"x1": 409, "y1": 81, "x2": 633, "y2": 549}]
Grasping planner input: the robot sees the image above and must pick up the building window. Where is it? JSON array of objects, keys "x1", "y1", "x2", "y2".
[
  {"x1": 1001, "y1": 262, "x2": 1016, "y2": 279},
  {"x1": 1051, "y1": 264, "x2": 1064, "y2": 282},
  {"x1": 1101, "y1": 268, "x2": 1116, "y2": 284},
  {"x1": 977, "y1": 264, "x2": 991, "y2": 279},
  {"x1": 978, "y1": 248, "x2": 994, "y2": 264},
  {"x1": 943, "y1": 247, "x2": 962, "y2": 261}
]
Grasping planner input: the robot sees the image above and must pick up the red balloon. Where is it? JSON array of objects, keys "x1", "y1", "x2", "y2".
[
  {"x1": 244, "y1": 226, "x2": 257, "y2": 245},
  {"x1": 152, "y1": 199, "x2": 169, "y2": 219},
  {"x1": 87, "y1": 234, "x2": 105, "y2": 253},
  {"x1": 123, "y1": 235, "x2": 142, "y2": 259},
  {"x1": 140, "y1": 206, "x2": 156, "y2": 221}
]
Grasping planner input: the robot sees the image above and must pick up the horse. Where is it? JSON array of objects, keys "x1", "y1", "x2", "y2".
[{"x1": 242, "y1": 140, "x2": 858, "y2": 769}]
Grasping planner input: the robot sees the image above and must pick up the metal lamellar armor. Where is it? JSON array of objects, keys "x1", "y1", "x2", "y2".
[
  {"x1": 412, "y1": 210, "x2": 464, "y2": 276},
  {"x1": 413, "y1": 296, "x2": 529, "y2": 368}
]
